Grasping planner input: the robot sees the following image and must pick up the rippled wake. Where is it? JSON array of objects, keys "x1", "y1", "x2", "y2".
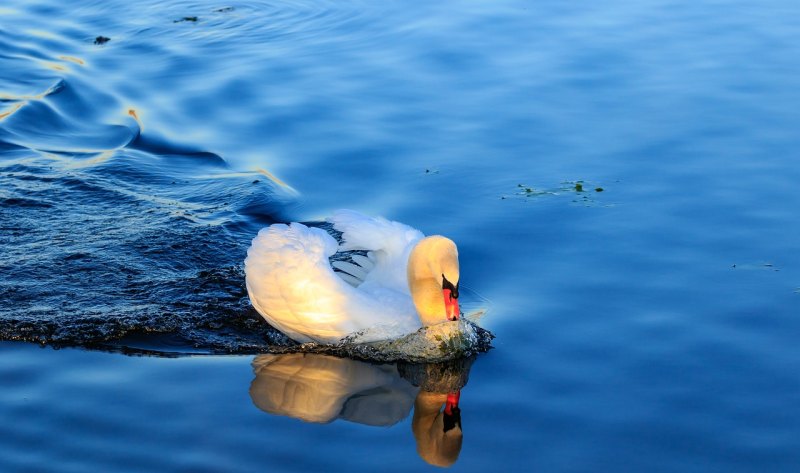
[{"x1": 0, "y1": 137, "x2": 289, "y2": 353}]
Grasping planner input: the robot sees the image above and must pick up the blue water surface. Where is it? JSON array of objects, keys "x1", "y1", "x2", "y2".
[{"x1": 2, "y1": 0, "x2": 800, "y2": 471}]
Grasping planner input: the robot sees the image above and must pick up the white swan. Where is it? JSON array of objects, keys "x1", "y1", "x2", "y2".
[{"x1": 244, "y1": 209, "x2": 460, "y2": 344}]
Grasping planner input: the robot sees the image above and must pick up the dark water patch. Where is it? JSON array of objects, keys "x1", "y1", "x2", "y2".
[
  {"x1": 0, "y1": 139, "x2": 293, "y2": 353},
  {"x1": 127, "y1": 132, "x2": 226, "y2": 165},
  {"x1": 62, "y1": 252, "x2": 91, "y2": 261},
  {"x1": 0, "y1": 140, "x2": 26, "y2": 152},
  {"x1": 0, "y1": 197, "x2": 52, "y2": 208}
]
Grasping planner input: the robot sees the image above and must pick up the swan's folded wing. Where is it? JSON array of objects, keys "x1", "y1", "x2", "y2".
[
  {"x1": 329, "y1": 209, "x2": 424, "y2": 293},
  {"x1": 245, "y1": 222, "x2": 415, "y2": 344}
]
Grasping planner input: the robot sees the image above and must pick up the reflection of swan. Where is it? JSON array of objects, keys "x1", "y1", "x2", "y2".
[
  {"x1": 249, "y1": 353, "x2": 418, "y2": 425},
  {"x1": 244, "y1": 209, "x2": 461, "y2": 344},
  {"x1": 413, "y1": 392, "x2": 463, "y2": 468},
  {"x1": 249, "y1": 353, "x2": 474, "y2": 467}
]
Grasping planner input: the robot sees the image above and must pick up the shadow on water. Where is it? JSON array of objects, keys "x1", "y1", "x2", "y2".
[{"x1": 250, "y1": 353, "x2": 476, "y2": 467}]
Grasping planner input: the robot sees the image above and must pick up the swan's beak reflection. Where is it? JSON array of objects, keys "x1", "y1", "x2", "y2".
[
  {"x1": 443, "y1": 392, "x2": 461, "y2": 432},
  {"x1": 249, "y1": 353, "x2": 475, "y2": 467}
]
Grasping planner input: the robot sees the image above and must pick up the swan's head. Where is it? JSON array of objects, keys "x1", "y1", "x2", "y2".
[{"x1": 407, "y1": 236, "x2": 460, "y2": 326}]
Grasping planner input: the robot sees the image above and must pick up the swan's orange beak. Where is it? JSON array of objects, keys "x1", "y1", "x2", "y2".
[{"x1": 443, "y1": 288, "x2": 459, "y2": 321}]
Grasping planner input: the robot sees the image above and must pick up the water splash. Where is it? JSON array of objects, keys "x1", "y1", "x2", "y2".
[{"x1": 270, "y1": 320, "x2": 494, "y2": 363}]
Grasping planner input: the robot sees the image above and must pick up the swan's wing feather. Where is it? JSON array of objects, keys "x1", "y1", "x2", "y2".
[
  {"x1": 331, "y1": 260, "x2": 369, "y2": 281},
  {"x1": 330, "y1": 249, "x2": 373, "y2": 287},
  {"x1": 350, "y1": 254, "x2": 375, "y2": 272},
  {"x1": 335, "y1": 271, "x2": 363, "y2": 288},
  {"x1": 245, "y1": 222, "x2": 417, "y2": 344}
]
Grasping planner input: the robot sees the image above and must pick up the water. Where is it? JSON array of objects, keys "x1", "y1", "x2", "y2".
[{"x1": 2, "y1": 0, "x2": 800, "y2": 471}]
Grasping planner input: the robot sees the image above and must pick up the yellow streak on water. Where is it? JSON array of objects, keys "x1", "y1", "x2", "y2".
[
  {"x1": 0, "y1": 81, "x2": 62, "y2": 102},
  {"x1": 59, "y1": 56, "x2": 86, "y2": 66},
  {"x1": 40, "y1": 61, "x2": 68, "y2": 72},
  {"x1": 0, "y1": 102, "x2": 24, "y2": 121},
  {"x1": 193, "y1": 169, "x2": 298, "y2": 195},
  {"x1": 257, "y1": 168, "x2": 292, "y2": 189},
  {"x1": 26, "y1": 29, "x2": 60, "y2": 40}
]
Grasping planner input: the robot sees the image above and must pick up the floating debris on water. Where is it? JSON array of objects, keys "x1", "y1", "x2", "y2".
[
  {"x1": 94, "y1": 36, "x2": 110, "y2": 45},
  {"x1": 731, "y1": 262, "x2": 780, "y2": 272},
  {"x1": 507, "y1": 180, "x2": 608, "y2": 205},
  {"x1": 516, "y1": 183, "x2": 555, "y2": 197}
]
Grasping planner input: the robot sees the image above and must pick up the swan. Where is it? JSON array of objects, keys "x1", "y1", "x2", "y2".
[{"x1": 244, "y1": 209, "x2": 460, "y2": 344}]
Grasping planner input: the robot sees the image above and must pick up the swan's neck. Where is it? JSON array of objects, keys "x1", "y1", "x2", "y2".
[
  {"x1": 408, "y1": 276, "x2": 446, "y2": 326},
  {"x1": 407, "y1": 236, "x2": 459, "y2": 326}
]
